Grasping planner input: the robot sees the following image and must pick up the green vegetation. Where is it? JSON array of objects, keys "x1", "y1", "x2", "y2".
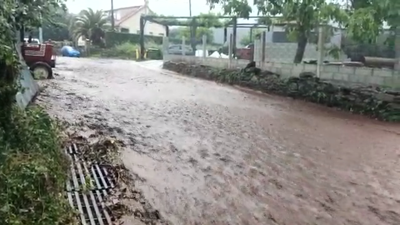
[
  {"x1": 90, "y1": 42, "x2": 162, "y2": 60},
  {"x1": 239, "y1": 29, "x2": 263, "y2": 46},
  {"x1": 153, "y1": 12, "x2": 229, "y2": 50},
  {"x1": 72, "y1": 8, "x2": 109, "y2": 46},
  {"x1": 0, "y1": 107, "x2": 76, "y2": 224},
  {"x1": 0, "y1": 0, "x2": 76, "y2": 224},
  {"x1": 104, "y1": 32, "x2": 163, "y2": 47},
  {"x1": 207, "y1": 0, "x2": 400, "y2": 63}
]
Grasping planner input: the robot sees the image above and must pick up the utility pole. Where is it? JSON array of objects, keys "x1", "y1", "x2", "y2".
[
  {"x1": 189, "y1": 0, "x2": 195, "y2": 52},
  {"x1": 111, "y1": 0, "x2": 115, "y2": 31},
  {"x1": 189, "y1": 0, "x2": 192, "y2": 16},
  {"x1": 39, "y1": 13, "x2": 43, "y2": 43}
]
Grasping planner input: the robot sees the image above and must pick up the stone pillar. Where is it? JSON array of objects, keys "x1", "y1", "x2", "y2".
[
  {"x1": 317, "y1": 25, "x2": 325, "y2": 78},
  {"x1": 254, "y1": 37, "x2": 262, "y2": 66},
  {"x1": 229, "y1": 33, "x2": 233, "y2": 68},
  {"x1": 182, "y1": 36, "x2": 185, "y2": 56},
  {"x1": 162, "y1": 36, "x2": 169, "y2": 60},
  {"x1": 394, "y1": 29, "x2": 400, "y2": 71},
  {"x1": 261, "y1": 31, "x2": 266, "y2": 68},
  {"x1": 202, "y1": 35, "x2": 207, "y2": 59}
]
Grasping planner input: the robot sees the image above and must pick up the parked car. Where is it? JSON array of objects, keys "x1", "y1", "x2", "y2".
[
  {"x1": 61, "y1": 46, "x2": 81, "y2": 57},
  {"x1": 167, "y1": 45, "x2": 194, "y2": 55}
]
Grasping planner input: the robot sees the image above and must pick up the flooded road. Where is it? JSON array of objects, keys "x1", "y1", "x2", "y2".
[{"x1": 38, "y1": 57, "x2": 400, "y2": 225}]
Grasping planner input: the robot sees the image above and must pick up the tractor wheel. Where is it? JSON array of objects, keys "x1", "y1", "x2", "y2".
[{"x1": 31, "y1": 62, "x2": 53, "y2": 79}]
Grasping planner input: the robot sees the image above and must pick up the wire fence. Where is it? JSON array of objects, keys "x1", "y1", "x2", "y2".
[{"x1": 249, "y1": 29, "x2": 398, "y2": 64}]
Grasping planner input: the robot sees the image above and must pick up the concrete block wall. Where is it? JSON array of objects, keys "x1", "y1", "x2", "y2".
[
  {"x1": 258, "y1": 62, "x2": 400, "y2": 87},
  {"x1": 265, "y1": 43, "x2": 321, "y2": 62},
  {"x1": 163, "y1": 55, "x2": 400, "y2": 89},
  {"x1": 263, "y1": 43, "x2": 346, "y2": 63},
  {"x1": 15, "y1": 44, "x2": 39, "y2": 109}
]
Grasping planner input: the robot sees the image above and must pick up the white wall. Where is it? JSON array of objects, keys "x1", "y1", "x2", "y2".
[{"x1": 119, "y1": 7, "x2": 166, "y2": 36}]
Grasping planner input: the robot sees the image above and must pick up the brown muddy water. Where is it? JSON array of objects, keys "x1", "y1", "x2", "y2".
[{"x1": 37, "y1": 57, "x2": 400, "y2": 225}]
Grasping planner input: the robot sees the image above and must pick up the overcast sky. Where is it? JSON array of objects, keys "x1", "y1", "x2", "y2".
[{"x1": 67, "y1": 0, "x2": 222, "y2": 15}]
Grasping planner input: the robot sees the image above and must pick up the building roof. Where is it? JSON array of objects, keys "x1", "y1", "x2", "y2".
[
  {"x1": 105, "y1": 5, "x2": 145, "y2": 26},
  {"x1": 104, "y1": 5, "x2": 141, "y2": 13}
]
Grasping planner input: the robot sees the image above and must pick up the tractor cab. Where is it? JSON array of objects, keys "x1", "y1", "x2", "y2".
[{"x1": 21, "y1": 34, "x2": 56, "y2": 79}]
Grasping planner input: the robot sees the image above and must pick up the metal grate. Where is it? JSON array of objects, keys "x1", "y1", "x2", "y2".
[
  {"x1": 67, "y1": 143, "x2": 80, "y2": 155},
  {"x1": 66, "y1": 157, "x2": 115, "y2": 191},
  {"x1": 65, "y1": 144, "x2": 117, "y2": 225},
  {"x1": 67, "y1": 190, "x2": 113, "y2": 225},
  {"x1": 65, "y1": 144, "x2": 116, "y2": 191}
]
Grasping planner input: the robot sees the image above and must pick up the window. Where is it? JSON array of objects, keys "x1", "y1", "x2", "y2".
[
  {"x1": 149, "y1": 32, "x2": 153, "y2": 35},
  {"x1": 158, "y1": 33, "x2": 164, "y2": 36},
  {"x1": 121, "y1": 28, "x2": 129, "y2": 33},
  {"x1": 113, "y1": 12, "x2": 120, "y2": 20},
  {"x1": 272, "y1": 31, "x2": 294, "y2": 43}
]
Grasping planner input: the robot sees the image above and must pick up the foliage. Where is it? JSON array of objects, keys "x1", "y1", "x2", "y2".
[
  {"x1": 240, "y1": 29, "x2": 263, "y2": 46},
  {"x1": 346, "y1": 0, "x2": 400, "y2": 43},
  {"x1": 0, "y1": 106, "x2": 76, "y2": 224},
  {"x1": 341, "y1": 33, "x2": 396, "y2": 58},
  {"x1": 207, "y1": 0, "x2": 348, "y2": 63},
  {"x1": 150, "y1": 12, "x2": 230, "y2": 49},
  {"x1": 89, "y1": 42, "x2": 162, "y2": 60},
  {"x1": 113, "y1": 42, "x2": 139, "y2": 58},
  {"x1": 0, "y1": 0, "x2": 76, "y2": 224},
  {"x1": 177, "y1": 27, "x2": 214, "y2": 44},
  {"x1": 72, "y1": 8, "x2": 108, "y2": 45},
  {"x1": 104, "y1": 31, "x2": 163, "y2": 47},
  {"x1": 28, "y1": 7, "x2": 74, "y2": 41}
]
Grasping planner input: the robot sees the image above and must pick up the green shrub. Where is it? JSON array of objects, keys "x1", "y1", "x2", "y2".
[
  {"x1": 0, "y1": 106, "x2": 75, "y2": 225},
  {"x1": 114, "y1": 42, "x2": 139, "y2": 57},
  {"x1": 89, "y1": 42, "x2": 162, "y2": 60},
  {"x1": 105, "y1": 32, "x2": 163, "y2": 47}
]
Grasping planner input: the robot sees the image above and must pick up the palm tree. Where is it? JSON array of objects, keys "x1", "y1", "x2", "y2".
[{"x1": 72, "y1": 8, "x2": 108, "y2": 43}]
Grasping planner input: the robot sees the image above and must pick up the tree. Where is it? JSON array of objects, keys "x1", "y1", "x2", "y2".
[
  {"x1": 207, "y1": 0, "x2": 347, "y2": 63},
  {"x1": 72, "y1": 8, "x2": 108, "y2": 45},
  {"x1": 29, "y1": 8, "x2": 74, "y2": 41},
  {"x1": 44, "y1": 9, "x2": 75, "y2": 41},
  {"x1": 187, "y1": 12, "x2": 226, "y2": 51},
  {"x1": 178, "y1": 27, "x2": 214, "y2": 44},
  {"x1": 240, "y1": 29, "x2": 263, "y2": 46}
]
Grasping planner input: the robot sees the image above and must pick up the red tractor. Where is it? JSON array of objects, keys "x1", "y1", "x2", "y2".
[{"x1": 21, "y1": 41, "x2": 56, "y2": 79}]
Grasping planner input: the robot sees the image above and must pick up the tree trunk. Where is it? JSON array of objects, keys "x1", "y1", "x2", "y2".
[{"x1": 294, "y1": 31, "x2": 308, "y2": 63}]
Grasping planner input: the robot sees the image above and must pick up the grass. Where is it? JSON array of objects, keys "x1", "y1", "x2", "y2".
[{"x1": 0, "y1": 105, "x2": 76, "y2": 225}]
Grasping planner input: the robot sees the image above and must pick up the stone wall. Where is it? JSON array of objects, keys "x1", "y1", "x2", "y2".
[
  {"x1": 163, "y1": 55, "x2": 400, "y2": 89},
  {"x1": 163, "y1": 61, "x2": 400, "y2": 122}
]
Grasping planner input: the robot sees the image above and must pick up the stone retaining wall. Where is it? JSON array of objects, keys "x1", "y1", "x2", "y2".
[
  {"x1": 163, "y1": 55, "x2": 400, "y2": 89},
  {"x1": 163, "y1": 61, "x2": 400, "y2": 122}
]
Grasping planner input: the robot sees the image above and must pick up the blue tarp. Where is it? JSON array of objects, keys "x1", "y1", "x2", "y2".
[{"x1": 61, "y1": 46, "x2": 80, "y2": 57}]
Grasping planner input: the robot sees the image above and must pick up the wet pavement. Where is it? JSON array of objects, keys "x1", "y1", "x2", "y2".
[{"x1": 37, "y1": 57, "x2": 400, "y2": 225}]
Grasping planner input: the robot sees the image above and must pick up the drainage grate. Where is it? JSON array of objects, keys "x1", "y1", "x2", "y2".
[
  {"x1": 67, "y1": 190, "x2": 113, "y2": 225},
  {"x1": 66, "y1": 143, "x2": 81, "y2": 155},
  {"x1": 66, "y1": 157, "x2": 116, "y2": 191},
  {"x1": 66, "y1": 146, "x2": 116, "y2": 191},
  {"x1": 65, "y1": 144, "x2": 117, "y2": 225}
]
